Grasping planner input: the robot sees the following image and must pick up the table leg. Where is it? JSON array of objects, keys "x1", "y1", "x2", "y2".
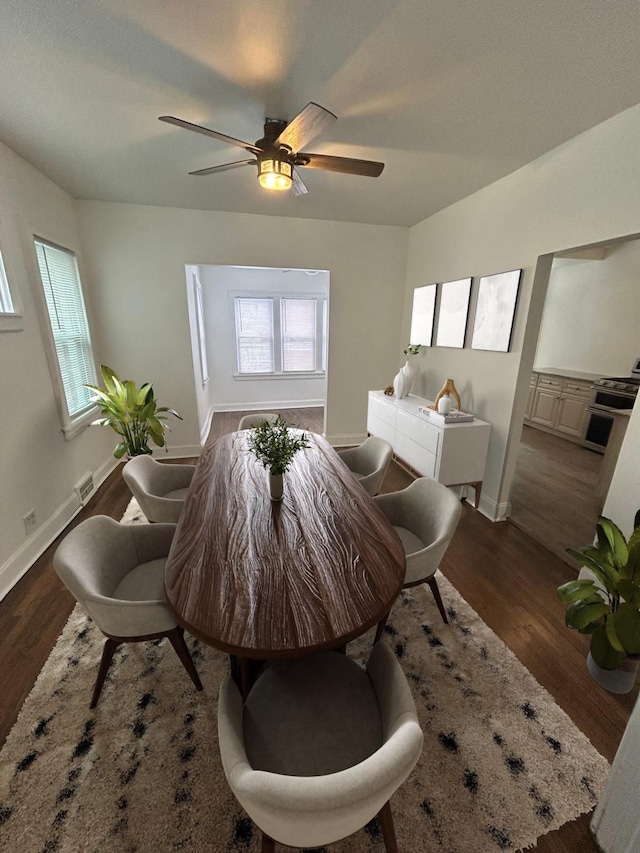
[
  {"x1": 230, "y1": 655, "x2": 266, "y2": 700},
  {"x1": 374, "y1": 610, "x2": 391, "y2": 644}
]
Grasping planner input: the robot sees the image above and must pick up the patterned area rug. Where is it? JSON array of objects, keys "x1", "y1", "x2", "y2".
[{"x1": 0, "y1": 500, "x2": 610, "y2": 852}]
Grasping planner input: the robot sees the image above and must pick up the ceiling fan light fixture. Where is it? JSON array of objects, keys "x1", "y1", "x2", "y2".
[{"x1": 258, "y1": 157, "x2": 292, "y2": 191}]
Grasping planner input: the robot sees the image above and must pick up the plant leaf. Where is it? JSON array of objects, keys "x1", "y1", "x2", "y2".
[
  {"x1": 610, "y1": 603, "x2": 640, "y2": 654},
  {"x1": 564, "y1": 597, "x2": 610, "y2": 630},
  {"x1": 565, "y1": 548, "x2": 620, "y2": 592},
  {"x1": 599, "y1": 516, "x2": 629, "y2": 569},
  {"x1": 590, "y1": 624, "x2": 626, "y2": 669},
  {"x1": 557, "y1": 579, "x2": 600, "y2": 603}
]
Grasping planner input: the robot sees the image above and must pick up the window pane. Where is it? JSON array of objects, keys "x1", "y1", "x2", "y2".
[
  {"x1": 235, "y1": 297, "x2": 274, "y2": 373},
  {"x1": 282, "y1": 298, "x2": 316, "y2": 372},
  {"x1": 35, "y1": 240, "x2": 97, "y2": 420},
  {"x1": 0, "y1": 250, "x2": 14, "y2": 313}
]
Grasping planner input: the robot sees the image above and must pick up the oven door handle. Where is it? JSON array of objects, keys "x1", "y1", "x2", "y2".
[{"x1": 586, "y1": 404, "x2": 617, "y2": 416}]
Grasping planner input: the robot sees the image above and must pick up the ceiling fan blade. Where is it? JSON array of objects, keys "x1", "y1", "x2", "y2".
[
  {"x1": 274, "y1": 103, "x2": 337, "y2": 152},
  {"x1": 297, "y1": 152, "x2": 384, "y2": 177},
  {"x1": 189, "y1": 159, "x2": 255, "y2": 176},
  {"x1": 159, "y1": 116, "x2": 262, "y2": 154},
  {"x1": 291, "y1": 167, "x2": 308, "y2": 197}
]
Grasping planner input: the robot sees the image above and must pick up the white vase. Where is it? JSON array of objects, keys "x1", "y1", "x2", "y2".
[
  {"x1": 393, "y1": 367, "x2": 408, "y2": 399},
  {"x1": 401, "y1": 359, "x2": 415, "y2": 396},
  {"x1": 587, "y1": 651, "x2": 640, "y2": 694},
  {"x1": 437, "y1": 393, "x2": 452, "y2": 415},
  {"x1": 268, "y1": 472, "x2": 283, "y2": 501},
  {"x1": 394, "y1": 359, "x2": 414, "y2": 399}
]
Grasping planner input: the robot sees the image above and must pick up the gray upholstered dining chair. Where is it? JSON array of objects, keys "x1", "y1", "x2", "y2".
[
  {"x1": 218, "y1": 641, "x2": 423, "y2": 852},
  {"x1": 53, "y1": 515, "x2": 202, "y2": 708},
  {"x1": 374, "y1": 477, "x2": 462, "y2": 627},
  {"x1": 336, "y1": 436, "x2": 393, "y2": 496},
  {"x1": 122, "y1": 455, "x2": 195, "y2": 523},
  {"x1": 237, "y1": 412, "x2": 280, "y2": 430}
]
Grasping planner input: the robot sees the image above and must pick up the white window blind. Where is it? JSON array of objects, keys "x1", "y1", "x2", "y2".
[
  {"x1": 0, "y1": 250, "x2": 14, "y2": 313},
  {"x1": 233, "y1": 293, "x2": 327, "y2": 377},
  {"x1": 35, "y1": 239, "x2": 97, "y2": 424},
  {"x1": 282, "y1": 298, "x2": 316, "y2": 372},
  {"x1": 235, "y1": 297, "x2": 275, "y2": 373}
]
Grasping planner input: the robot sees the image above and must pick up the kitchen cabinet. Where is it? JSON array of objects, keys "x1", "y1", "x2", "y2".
[
  {"x1": 525, "y1": 371, "x2": 594, "y2": 444},
  {"x1": 525, "y1": 373, "x2": 537, "y2": 420},
  {"x1": 367, "y1": 391, "x2": 491, "y2": 508},
  {"x1": 531, "y1": 385, "x2": 561, "y2": 427}
]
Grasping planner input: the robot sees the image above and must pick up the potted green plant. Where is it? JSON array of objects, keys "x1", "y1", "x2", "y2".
[
  {"x1": 86, "y1": 365, "x2": 182, "y2": 459},
  {"x1": 557, "y1": 512, "x2": 640, "y2": 693},
  {"x1": 246, "y1": 416, "x2": 310, "y2": 501}
]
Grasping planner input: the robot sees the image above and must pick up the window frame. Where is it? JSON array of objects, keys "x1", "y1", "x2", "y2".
[
  {"x1": 32, "y1": 235, "x2": 98, "y2": 439},
  {"x1": 0, "y1": 216, "x2": 24, "y2": 332},
  {"x1": 230, "y1": 291, "x2": 327, "y2": 379}
]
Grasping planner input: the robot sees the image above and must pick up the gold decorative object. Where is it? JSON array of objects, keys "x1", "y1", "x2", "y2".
[{"x1": 433, "y1": 378, "x2": 461, "y2": 412}]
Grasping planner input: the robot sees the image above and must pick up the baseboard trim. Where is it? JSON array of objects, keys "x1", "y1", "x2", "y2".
[
  {"x1": 326, "y1": 433, "x2": 366, "y2": 448},
  {"x1": 212, "y1": 400, "x2": 325, "y2": 413},
  {"x1": 0, "y1": 455, "x2": 119, "y2": 602},
  {"x1": 150, "y1": 445, "x2": 203, "y2": 459}
]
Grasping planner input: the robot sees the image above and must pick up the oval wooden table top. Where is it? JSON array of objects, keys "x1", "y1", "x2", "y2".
[{"x1": 164, "y1": 430, "x2": 405, "y2": 660}]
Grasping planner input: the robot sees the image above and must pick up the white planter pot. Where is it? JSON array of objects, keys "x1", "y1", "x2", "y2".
[
  {"x1": 587, "y1": 651, "x2": 640, "y2": 694},
  {"x1": 268, "y1": 472, "x2": 284, "y2": 501}
]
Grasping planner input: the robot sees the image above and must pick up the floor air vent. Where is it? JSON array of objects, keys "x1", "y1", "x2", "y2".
[{"x1": 75, "y1": 472, "x2": 95, "y2": 506}]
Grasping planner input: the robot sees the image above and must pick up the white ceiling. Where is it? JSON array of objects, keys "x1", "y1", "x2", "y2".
[{"x1": 1, "y1": 0, "x2": 640, "y2": 227}]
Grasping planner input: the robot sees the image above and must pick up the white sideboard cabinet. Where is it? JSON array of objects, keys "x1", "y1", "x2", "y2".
[{"x1": 367, "y1": 391, "x2": 491, "y2": 508}]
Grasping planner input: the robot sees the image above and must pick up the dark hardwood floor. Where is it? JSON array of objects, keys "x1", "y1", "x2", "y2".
[
  {"x1": 509, "y1": 424, "x2": 603, "y2": 566},
  {"x1": 1, "y1": 407, "x2": 635, "y2": 852}
]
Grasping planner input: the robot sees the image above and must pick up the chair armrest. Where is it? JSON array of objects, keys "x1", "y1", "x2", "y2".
[{"x1": 130, "y1": 522, "x2": 177, "y2": 563}]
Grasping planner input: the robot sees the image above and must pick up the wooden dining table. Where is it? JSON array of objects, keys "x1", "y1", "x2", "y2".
[{"x1": 164, "y1": 428, "x2": 405, "y2": 695}]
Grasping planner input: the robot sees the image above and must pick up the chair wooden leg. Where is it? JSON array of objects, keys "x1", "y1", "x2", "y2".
[
  {"x1": 427, "y1": 577, "x2": 449, "y2": 624},
  {"x1": 167, "y1": 627, "x2": 203, "y2": 691},
  {"x1": 374, "y1": 609, "x2": 391, "y2": 644},
  {"x1": 91, "y1": 638, "x2": 120, "y2": 709},
  {"x1": 261, "y1": 832, "x2": 275, "y2": 852},
  {"x1": 378, "y1": 801, "x2": 398, "y2": 853}
]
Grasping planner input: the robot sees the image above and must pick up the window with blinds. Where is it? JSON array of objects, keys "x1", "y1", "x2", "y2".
[
  {"x1": 234, "y1": 294, "x2": 326, "y2": 376},
  {"x1": 34, "y1": 238, "x2": 97, "y2": 428}
]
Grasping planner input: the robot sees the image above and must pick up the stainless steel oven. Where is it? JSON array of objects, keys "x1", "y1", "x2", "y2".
[{"x1": 583, "y1": 366, "x2": 639, "y2": 451}]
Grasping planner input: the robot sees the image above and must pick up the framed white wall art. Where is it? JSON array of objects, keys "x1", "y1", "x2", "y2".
[
  {"x1": 471, "y1": 269, "x2": 522, "y2": 352},
  {"x1": 435, "y1": 277, "x2": 471, "y2": 348},
  {"x1": 409, "y1": 283, "x2": 437, "y2": 346}
]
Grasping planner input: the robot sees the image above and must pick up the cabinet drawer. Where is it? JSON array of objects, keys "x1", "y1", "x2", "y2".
[
  {"x1": 367, "y1": 415, "x2": 395, "y2": 445},
  {"x1": 537, "y1": 374, "x2": 562, "y2": 389},
  {"x1": 564, "y1": 380, "x2": 592, "y2": 398},
  {"x1": 368, "y1": 395, "x2": 396, "y2": 429},
  {"x1": 395, "y1": 432, "x2": 437, "y2": 478},
  {"x1": 396, "y1": 409, "x2": 439, "y2": 455}
]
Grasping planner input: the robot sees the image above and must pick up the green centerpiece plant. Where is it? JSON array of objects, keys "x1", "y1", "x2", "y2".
[
  {"x1": 246, "y1": 416, "x2": 310, "y2": 500},
  {"x1": 557, "y1": 512, "x2": 640, "y2": 687},
  {"x1": 86, "y1": 365, "x2": 182, "y2": 458}
]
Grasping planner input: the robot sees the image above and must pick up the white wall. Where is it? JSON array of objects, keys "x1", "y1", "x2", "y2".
[
  {"x1": 404, "y1": 103, "x2": 640, "y2": 521},
  {"x1": 77, "y1": 202, "x2": 408, "y2": 447},
  {"x1": 535, "y1": 242, "x2": 640, "y2": 375},
  {"x1": 0, "y1": 141, "x2": 115, "y2": 598},
  {"x1": 197, "y1": 264, "x2": 328, "y2": 413}
]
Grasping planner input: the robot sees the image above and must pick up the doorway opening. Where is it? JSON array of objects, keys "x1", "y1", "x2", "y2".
[
  {"x1": 509, "y1": 237, "x2": 640, "y2": 565},
  {"x1": 185, "y1": 264, "x2": 329, "y2": 443}
]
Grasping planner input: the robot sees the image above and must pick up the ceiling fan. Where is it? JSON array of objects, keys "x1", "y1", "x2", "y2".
[{"x1": 159, "y1": 102, "x2": 384, "y2": 196}]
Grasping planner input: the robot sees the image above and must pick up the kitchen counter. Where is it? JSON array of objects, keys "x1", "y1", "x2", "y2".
[{"x1": 533, "y1": 367, "x2": 601, "y2": 382}]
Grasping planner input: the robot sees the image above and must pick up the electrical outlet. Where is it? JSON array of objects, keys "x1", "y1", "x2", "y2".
[{"x1": 23, "y1": 510, "x2": 37, "y2": 534}]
